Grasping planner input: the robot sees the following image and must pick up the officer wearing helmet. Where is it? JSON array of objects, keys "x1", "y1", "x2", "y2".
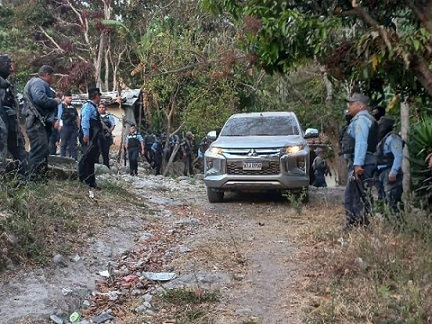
[{"x1": 0, "y1": 54, "x2": 28, "y2": 176}]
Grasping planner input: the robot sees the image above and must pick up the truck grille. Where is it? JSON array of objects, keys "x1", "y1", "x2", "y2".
[{"x1": 226, "y1": 160, "x2": 281, "y2": 175}]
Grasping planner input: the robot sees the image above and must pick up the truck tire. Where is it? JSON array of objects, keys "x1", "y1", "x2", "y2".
[{"x1": 207, "y1": 187, "x2": 224, "y2": 203}]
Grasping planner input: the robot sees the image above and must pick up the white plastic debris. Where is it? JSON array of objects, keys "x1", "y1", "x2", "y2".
[{"x1": 143, "y1": 272, "x2": 176, "y2": 281}]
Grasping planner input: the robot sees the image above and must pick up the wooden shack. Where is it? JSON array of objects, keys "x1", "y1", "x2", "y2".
[{"x1": 70, "y1": 89, "x2": 143, "y2": 147}]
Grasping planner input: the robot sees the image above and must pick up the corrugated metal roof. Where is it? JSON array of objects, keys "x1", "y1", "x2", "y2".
[{"x1": 71, "y1": 89, "x2": 142, "y2": 107}]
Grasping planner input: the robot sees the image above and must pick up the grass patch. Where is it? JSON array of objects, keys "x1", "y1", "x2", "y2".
[
  {"x1": 302, "y1": 207, "x2": 432, "y2": 323},
  {"x1": 152, "y1": 288, "x2": 220, "y2": 323},
  {"x1": 0, "y1": 177, "x2": 146, "y2": 271},
  {"x1": 161, "y1": 288, "x2": 220, "y2": 305}
]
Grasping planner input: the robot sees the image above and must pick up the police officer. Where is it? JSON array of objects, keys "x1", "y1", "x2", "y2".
[
  {"x1": 372, "y1": 105, "x2": 386, "y2": 122},
  {"x1": 312, "y1": 147, "x2": 329, "y2": 188},
  {"x1": 181, "y1": 131, "x2": 194, "y2": 176},
  {"x1": 151, "y1": 136, "x2": 164, "y2": 175},
  {"x1": 59, "y1": 90, "x2": 79, "y2": 160},
  {"x1": 97, "y1": 103, "x2": 116, "y2": 168},
  {"x1": 125, "y1": 124, "x2": 144, "y2": 176},
  {"x1": 198, "y1": 132, "x2": 215, "y2": 172},
  {"x1": 343, "y1": 93, "x2": 378, "y2": 230},
  {"x1": 376, "y1": 116, "x2": 403, "y2": 212},
  {"x1": 24, "y1": 65, "x2": 62, "y2": 181},
  {"x1": 78, "y1": 87, "x2": 102, "y2": 189},
  {"x1": 144, "y1": 132, "x2": 156, "y2": 165},
  {"x1": 0, "y1": 54, "x2": 28, "y2": 175}
]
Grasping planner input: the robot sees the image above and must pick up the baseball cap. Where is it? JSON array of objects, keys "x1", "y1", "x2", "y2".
[
  {"x1": 345, "y1": 93, "x2": 370, "y2": 105},
  {"x1": 88, "y1": 87, "x2": 102, "y2": 97}
]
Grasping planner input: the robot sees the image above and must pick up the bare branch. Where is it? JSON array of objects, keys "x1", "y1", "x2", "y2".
[{"x1": 38, "y1": 26, "x2": 65, "y2": 54}]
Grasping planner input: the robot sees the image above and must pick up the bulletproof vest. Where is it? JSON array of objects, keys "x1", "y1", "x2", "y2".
[
  {"x1": 100, "y1": 114, "x2": 112, "y2": 128},
  {"x1": 127, "y1": 133, "x2": 140, "y2": 148},
  {"x1": 313, "y1": 156, "x2": 327, "y2": 173},
  {"x1": 376, "y1": 132, "x2": 401, "y2": 167},
  {"x1": 144, "y1": 134, "x2": 155, "y2": 145},
  {"x1": 61, "y1": 104, "x2": 78, "y2": 126},
  {"x1": 340, "y1": 114, "x2": 378, "y2": 159},
  {"x1": 0, "y1": 77, "x2": 15, "y2": 108},
  {"x1": 199, "y1": 137, "x2": 210, "y2": 153}
]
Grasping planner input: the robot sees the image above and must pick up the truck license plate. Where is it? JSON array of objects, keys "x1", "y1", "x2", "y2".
[{"x1": 243, "y1": 162, "x2": 262, "y2": 170}]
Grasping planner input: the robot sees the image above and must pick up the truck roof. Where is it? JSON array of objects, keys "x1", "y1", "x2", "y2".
[{"x1": 228, "y1": 111, "x2": 296, "y2": 118}]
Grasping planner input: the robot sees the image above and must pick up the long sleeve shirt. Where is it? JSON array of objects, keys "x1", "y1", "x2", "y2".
[
  {"x1": 80, "y1": 100, "x2": 99, "y2": 137},
  {"x1": 24, "y1": 77, "x2": 57, "y2": 117},
  {"x1": 348, "y1": 110, "x2": 374, "y2": 166},
  {"x1": 378, "y1": 133, "x2": 403, "y2": 175}
]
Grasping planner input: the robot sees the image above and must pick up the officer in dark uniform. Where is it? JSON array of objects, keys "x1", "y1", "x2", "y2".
[
  {"x1": 312, "y1": 147, "x2": 329, "y2": 188},
  {"x1": 376, "y1": 116, "x2": 403, "y2": 212},
  {"x1": 144, "y1": 132, "x2": 156, "y2": 165},
  {"x1": 97, "y1": 103, "x2": 116, "y2": 168},
  {"x1": 59, "y1": 91, "x2": 79, "y2": 160},
  {"x1": 125, "y1": 124, "x2": 144, "y2": 176},
  {"x1": 181, "y1": 131, "x2": 194, "y2": 176},
  {"x1": 372, "y1": 105, "x2": 386, "y2": 122},
  {"x1": 343, "y1": 93, "x2": 378, "y2": 230},
  {"x1": 78, "y1": 87, "x2": 102, "y2": 189},
  {"x1": 24, "y1": 65, "x2": 62, "y2": 181},
  {"x1": 151, "y1": 136, "x2": 164, "y2": 175},
  {"x1": 0, "y1": 54, "x2": 28, "y2": 175}
]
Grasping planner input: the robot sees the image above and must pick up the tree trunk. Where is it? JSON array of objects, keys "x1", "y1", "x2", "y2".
[
  {"x1": 400, "y1": 97, "x2": 411, "y2": 206},
  {"x1": 321, "y1": 68, "x2": 347, "y2": 185}
]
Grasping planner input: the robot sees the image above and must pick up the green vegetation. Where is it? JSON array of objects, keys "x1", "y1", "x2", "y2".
[{"x1": 0, "y1": 178, "x2": 143, "y2": 270}]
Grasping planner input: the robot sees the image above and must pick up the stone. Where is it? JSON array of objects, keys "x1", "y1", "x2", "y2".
[
  {"x1": 142, "y1": 293, "x2": 153, "y2": 303},
  {"x1": 71, "y1": 254, "x2": 81, "y2": 262},
  {"x1": 139, "y1": 232, "x2": 153, "y2": 242},
  {"x1": 49, "y1": 315, "x2": 64, "y2": 324},
  {"x1": 179, "y1": 245, "x2": 191, "y2": 253},
  {"x1": 135, "y1": 305, "x2": 146, "y2": 313},
  {"x1": 53, "y1": 254, "x2": 66, "y2": 266},
  {"x1": 235, "y1": 308, "x2": 253, "y2": 316},
  {"x1": 92, "y1": 312, "x2": 115, "y2": 324}
]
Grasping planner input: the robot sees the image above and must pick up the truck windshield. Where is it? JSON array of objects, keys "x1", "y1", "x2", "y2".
[{"x1": 220, "y1": 116, "x2": 299, "y2": 136}]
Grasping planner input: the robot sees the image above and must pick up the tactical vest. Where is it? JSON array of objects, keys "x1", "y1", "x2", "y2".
[
  {"x1": 313, "y1": 156, "x2": 328, "y2": 173},
  {"x1": 100, "y1": 114, "x2": 112, "y2": 129},
  {"x1": 144, "y1": 134, "x2": 155, "y2": 145},
  {"x1": 61, "y1": 104, "x2": 78, "y2": 126},
  {"x1": 127, "y1": 133, "x2": 140, "y2": 148},
  {"x1": 340, "y1": 114, "x2": 378, "y2": 160},
  {"x1": 376, "y1": 132, "x2": 401, "y2": 167}
]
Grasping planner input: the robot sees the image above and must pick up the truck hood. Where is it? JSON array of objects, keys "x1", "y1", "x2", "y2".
[{"x1": 211, "y1": 135, "x2": 306, "y2": 149}]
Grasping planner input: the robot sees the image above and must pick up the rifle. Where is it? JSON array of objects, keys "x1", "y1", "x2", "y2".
[
  {"x1": 23, "y1": 88, "x2": 46, "y2": 127},
  {"x1": 350, "y1": 170, "x2": 373, "y2": 217}
]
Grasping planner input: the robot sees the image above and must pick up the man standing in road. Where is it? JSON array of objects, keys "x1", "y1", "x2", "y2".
[
  {"x1": 24, "y1": 65, "x2": 61, "y2": 181},
  {"x1": 78, "y1": 87, "x2": 102, "y2": 189},
  {"x1": 59, "y1": 91, "x2": 80, "y2": 160},
  {"x1": 181, "y1": 131, "x2": 194, "y2": 176},
  {"x1": 97, "y1": 102, "x2": 115, "y2": 168},
  {"x1": 0, "y1": 54, "x2": 28, "y2": 176},
  {"x1": 343, "y1": 93, "x2": 378, "y2": 230},
  {"x1": 125, "y1": 124, "x2": 144, "y2": 176}
]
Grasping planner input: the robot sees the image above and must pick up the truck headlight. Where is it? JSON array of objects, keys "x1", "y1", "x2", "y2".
[
  {"x1": 209, "y1": 147, "x2": 223, "y2": 155},
  {"x1": 284, "y1": 145, "x2": 303, "y2": 154}
]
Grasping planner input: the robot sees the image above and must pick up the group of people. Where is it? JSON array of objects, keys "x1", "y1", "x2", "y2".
[
  {"x1": 339, "y1": 93, "x2": 404, "y2": 230},
  {"x1": 131, "y1": 130, "x2": 197, "y2": 177},
  {"x1": 0, "y1": 56, "x2": 118, "y2": 189}
]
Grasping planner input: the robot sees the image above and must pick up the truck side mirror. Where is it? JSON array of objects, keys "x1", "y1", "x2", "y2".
[{"x1": 304, "y1": 128, "x2": 319, "y2": 139}]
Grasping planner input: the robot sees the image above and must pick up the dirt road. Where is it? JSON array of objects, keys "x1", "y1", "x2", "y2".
[{"x1": 0, "y1": 174, "x2": 344, "y2": 323}]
